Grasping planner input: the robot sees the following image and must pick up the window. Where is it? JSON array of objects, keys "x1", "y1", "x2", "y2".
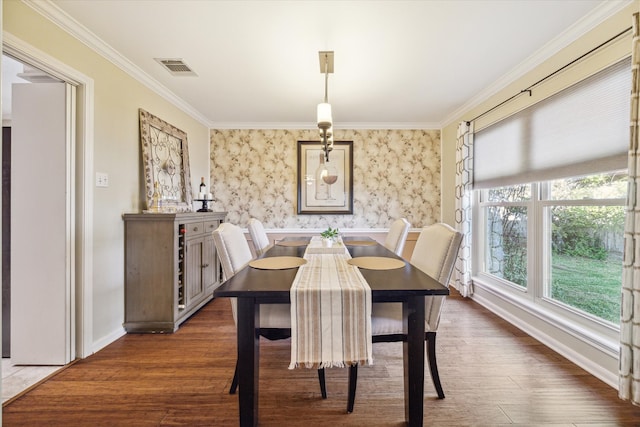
[
  {"x1": 544, "y1": 172, "x2": 626, "y2": 324},
  {"x1": 472, "y1": 57, "x2": 630, "y2": 335},
  {"x1": 478, "y1": 171, "x2": 626, "y2": 325}
]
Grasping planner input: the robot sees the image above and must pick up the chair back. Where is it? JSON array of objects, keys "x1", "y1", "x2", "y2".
[
  {"x1": 248, "y1": 218, "x2": 271, "y2": 256},
  {"x1": 384, "y1": 218, "x2": 410, "y2": 256},
  {"x1": 212, "y1": 223, "x2": 253, "y2": 281},
  {"x1": 410, "y1": 223, "x2": 463, "y2": 330},
  {"x1": 212, "y1": 222, "x2": 255, "y2": 325},
  {"x1": 212, "y1": 222, "x2": 291, "y2": 329}
]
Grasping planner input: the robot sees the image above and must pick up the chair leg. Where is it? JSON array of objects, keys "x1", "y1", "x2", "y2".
[
  {"x1": 347, "y1": 365, "x2": 358, "y2": 413},
  {"x1": 229, "y1": 360, "x2": 239, "y2": 394},
  {"x1": 318, "y1": 368, "x2": 327, "y2": 399},
  {"x1": 426, "y1": 331, "x2": 444, "y2": 399}
]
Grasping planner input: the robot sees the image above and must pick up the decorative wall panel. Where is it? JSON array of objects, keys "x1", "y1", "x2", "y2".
[{"x1": 209, "y1": 129, "x2": 440, "y2": 229}]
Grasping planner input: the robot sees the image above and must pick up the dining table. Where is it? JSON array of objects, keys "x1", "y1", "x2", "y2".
[{"x1": 213, "y1": 236, "x2": 449, "y2": 427}]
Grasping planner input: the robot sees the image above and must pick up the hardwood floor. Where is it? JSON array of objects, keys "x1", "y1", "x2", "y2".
[{"x1": 4, "y1": 290, "x2": 640, "y2": 426}]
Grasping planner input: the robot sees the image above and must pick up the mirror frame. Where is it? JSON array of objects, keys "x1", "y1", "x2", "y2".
[{"x1": 139, "y1": 108, "x2": 193, "y2": 212}]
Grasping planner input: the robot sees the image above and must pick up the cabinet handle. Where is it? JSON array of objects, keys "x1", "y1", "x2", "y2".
[
  {"x1": 202, "y1": 263, "x2": 210, "y2": 268},
  {"x1": 193, "y1": 227, "x2": 199, "y2": 232}
]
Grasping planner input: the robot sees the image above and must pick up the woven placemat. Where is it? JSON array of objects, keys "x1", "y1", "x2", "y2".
[
  {"x1": 249, "y1": 256, "x2": 307, "y2": 270},
  {"x1": 276, "y1": 240, "x2": 309, "y2": 247},
  {"x1": 344, "y1": 240, "x2": 377, "y2": 246},
  {"x1": 347, "y1": 257, "x2": 405, "y2": 270}
]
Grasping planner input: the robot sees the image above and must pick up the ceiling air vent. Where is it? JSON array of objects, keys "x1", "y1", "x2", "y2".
[{"x1": 154, "y1": 58, "x2": 197, "y2": 76}]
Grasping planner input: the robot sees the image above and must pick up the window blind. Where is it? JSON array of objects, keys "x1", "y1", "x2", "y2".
[{"x1": 473, "y1": 57, "x2": 631, "y2": 189}]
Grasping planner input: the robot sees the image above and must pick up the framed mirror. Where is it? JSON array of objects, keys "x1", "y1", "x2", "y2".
[{"x1": 139, "y1": 109, "x2": 193, "y2": 212}]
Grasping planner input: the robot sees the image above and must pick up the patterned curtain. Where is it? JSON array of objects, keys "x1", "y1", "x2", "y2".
[
  {"x1": 620, "y1": 12, "x2": 640, "y2": 405},
  {"x1": 453, "y1": 121, "x2": 474, "y2": 297}
]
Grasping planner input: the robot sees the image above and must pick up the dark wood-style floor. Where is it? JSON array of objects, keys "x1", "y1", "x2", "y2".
[{"x1": 4, "y1": 290, "x2": 640, "y2": 426}]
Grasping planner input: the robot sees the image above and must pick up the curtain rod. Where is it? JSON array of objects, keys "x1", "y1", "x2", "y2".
[{"x1": 466, "y1": 26, "x2": 632, "y2": 125}]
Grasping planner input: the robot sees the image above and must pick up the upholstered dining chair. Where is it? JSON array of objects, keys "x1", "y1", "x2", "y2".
[
  {"x1": 346, "y1": 222, "x2": 462, "y2": 413},
  {"x1": 248, "y1": 218, "x2": 272, "y2": 256},
  {"x1": 383, "y1": 218, "x2": 410, "y2": 256},
  {"x1": 212, "y1": 222, "x2": 328, "y2": 397}
]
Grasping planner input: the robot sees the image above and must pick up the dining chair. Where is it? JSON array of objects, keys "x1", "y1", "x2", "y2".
[
  {"x1": 347, "y1": 222, "x2": 462, "y2": 413},
  {"x1": 383, "y1": 218, "x2": 411, "y2": 256},
  {"x1": 248, "y1": 218, "x2": 271, "y2": 256},
  {"x1": 212, "y1": 222, "x2": 328, "y2": 398}
]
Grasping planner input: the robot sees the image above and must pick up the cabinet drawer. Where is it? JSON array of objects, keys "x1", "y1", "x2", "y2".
[
  {"x1": 204, "y1": 220, "x2": 220, "y2": 233},
  {"x1": 185, "y1": 222, "x2": 204, "y2": 236}
]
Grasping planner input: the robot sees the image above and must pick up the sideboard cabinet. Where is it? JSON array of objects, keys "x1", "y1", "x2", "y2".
[{"x1": 123, "y1": 212, "x2": 226, "y2": 333}]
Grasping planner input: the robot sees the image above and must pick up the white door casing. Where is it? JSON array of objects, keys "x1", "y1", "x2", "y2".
[{"x1": 4, "y1": 32, "x2": 95, "y2": 360}]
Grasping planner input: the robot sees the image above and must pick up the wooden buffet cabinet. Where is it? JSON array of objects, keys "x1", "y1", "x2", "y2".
[{"x1": 123, "y1": 212, "x2": 226, "y2": 333}]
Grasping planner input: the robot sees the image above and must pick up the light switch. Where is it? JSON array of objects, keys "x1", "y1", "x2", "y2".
[{"x1": 96, "y1": 172, "x2": 109, "y2": 187}]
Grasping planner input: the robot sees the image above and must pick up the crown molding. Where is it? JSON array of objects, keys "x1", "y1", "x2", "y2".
[
  {"x1": 441, "y1": 0, "x2": 634, "y2": 128},
  {"x1": 24, "y1": 0, "x2": 211, "y2": 127},
  {"x1": 209, "y1": 121, "x2": 441, "y2": 130},
  {"x1": 337, "y1": 122, "x2": 441, "y2": 130},
  {"x1": 208, "y1": 122, "x2": 314, "y2": 130}
]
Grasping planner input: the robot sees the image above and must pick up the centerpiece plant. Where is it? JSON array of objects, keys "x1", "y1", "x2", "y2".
[{"x1": 320, "y1": 227, "x2": 340, "y2": 246}]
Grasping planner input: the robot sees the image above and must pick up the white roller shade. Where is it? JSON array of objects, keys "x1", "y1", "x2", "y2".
[{"x1": 473, "y1": 57, "x2": 631, "y2": 189}]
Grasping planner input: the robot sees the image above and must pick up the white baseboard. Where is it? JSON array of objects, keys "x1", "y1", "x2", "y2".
[{"x1": 91, "y1": 327, "x2": 126, "y2": 355}]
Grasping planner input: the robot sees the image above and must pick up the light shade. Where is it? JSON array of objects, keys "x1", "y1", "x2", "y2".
[{"x1": 317, "y1": 103, "x2": 332, "y2": 129}]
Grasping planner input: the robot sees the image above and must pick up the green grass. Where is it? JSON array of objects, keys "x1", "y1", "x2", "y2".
[{"x1": 551, "y1": 253, "x2": 622, "y2": 324}]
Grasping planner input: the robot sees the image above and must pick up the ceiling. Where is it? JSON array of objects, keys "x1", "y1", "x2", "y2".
[{"x1": 20, "y1": 0, "x2": 632, "y2": 128}]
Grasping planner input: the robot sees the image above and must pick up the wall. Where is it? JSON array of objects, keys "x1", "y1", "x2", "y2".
[
  {"x1": 210, "y1": 129, "x2": 440, "y2": 230},
  {"x1": 440, "y1": 2, "x2": 640, "y2": 387},
  {"x1": 4, "y1": 1, "x2": 211, "y2": 352}
]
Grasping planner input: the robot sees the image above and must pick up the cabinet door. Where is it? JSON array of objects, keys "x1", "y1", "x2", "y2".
[
  {"x1": 185, "y1": 238, "x2": 206, "y2": 308},
  {"x1": 202, "y1": 234, "x2": 217, "y2": 291}
]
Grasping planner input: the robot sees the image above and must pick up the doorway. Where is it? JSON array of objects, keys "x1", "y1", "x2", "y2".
[
  {"x1": 2, "y1": 30, "x2": 96, "y2": 387},
  {"x1": 1, "y1": 34, "x2": 94, "y2": 404}
]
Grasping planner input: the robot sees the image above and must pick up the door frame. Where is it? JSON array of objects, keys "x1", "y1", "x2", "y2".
[{"x1": 3, "y1": 32, "x2": 95, "y2": 359}]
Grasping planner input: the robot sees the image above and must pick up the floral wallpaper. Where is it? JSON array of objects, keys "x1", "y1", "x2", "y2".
[{"x1": 209, "y1": 129, "x2": 440, "y2": 229}]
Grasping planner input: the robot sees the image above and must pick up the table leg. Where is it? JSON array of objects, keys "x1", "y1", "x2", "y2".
[
  {"x1": 237, "y1": 298, "x2": 260, "y2": 427},
  {"x1": 403, "y1": 296, "x2": 425, "y2": 427}
]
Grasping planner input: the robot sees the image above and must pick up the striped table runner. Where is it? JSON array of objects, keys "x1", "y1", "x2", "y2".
[{"x1": 289, "y1": 243, "x2": 373, "y2": 369}]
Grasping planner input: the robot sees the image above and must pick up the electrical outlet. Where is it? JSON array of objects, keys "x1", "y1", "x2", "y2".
[{"x1": 96, "y1": 172, "x2": 109, "y2": 188}]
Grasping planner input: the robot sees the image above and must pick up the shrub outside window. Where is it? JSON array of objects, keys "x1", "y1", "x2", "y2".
[{"x1": 483, "y1": 185, "x2": 530, "y2": 288}]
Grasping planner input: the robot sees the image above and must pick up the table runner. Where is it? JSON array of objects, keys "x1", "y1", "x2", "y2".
[
  {"x1": 305, "y1": 236, "x2": 347, "y2": 254},
  {"x1": 289, "y1": 238, "x2": 373, "y2": 369}
]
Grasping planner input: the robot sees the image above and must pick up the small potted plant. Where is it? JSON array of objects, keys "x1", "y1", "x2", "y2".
[{"x1": 320, "y1": 227, "x2": 340, "y2": 247}]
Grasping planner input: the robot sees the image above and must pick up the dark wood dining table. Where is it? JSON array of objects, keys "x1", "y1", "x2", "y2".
[{"x1": 213, "y1": 236, "x2": 449, "y2": 427}]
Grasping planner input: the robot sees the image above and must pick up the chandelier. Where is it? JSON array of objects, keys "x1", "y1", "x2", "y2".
[{"x1": 317, "y1": 51, "x2": 334, "y2": 161}]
